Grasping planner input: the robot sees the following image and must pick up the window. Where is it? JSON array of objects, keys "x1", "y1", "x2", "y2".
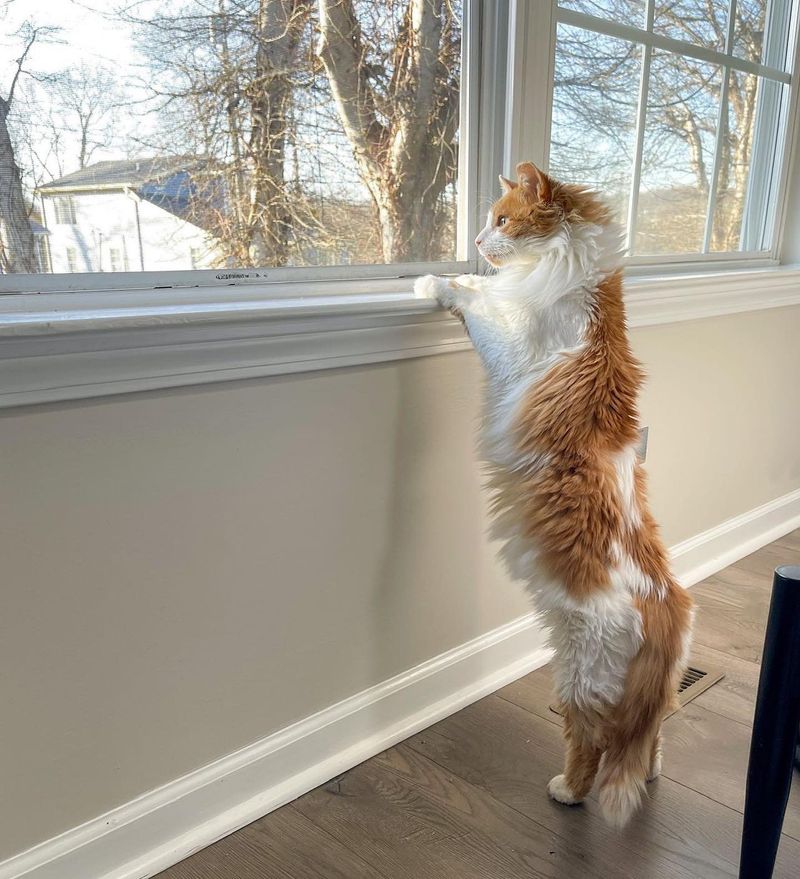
[
  {"x1": 33, "y1": 236, "x2": 51, "y2": 273},
  {"x1": 551, "y1": 0, "x2": 796, "y2": 260},
  {"x1": 0, "y1": 0, "x2": 476, "y2": 291},
  {"x1": 52, "y1": 196, "x2": 76, "y2": 226},
  {"x1": 189, "y1": 246, "x2": 203, "y2": 270},
  {"x1": 108, "y1": 247, "x2": 124, "y2": 272},
  {"x1": 0, "y1": 0, "x2": 798, "y2": 297},
  {"x1": 65, "y1": 247, "x2": 78, "y2": 273}
]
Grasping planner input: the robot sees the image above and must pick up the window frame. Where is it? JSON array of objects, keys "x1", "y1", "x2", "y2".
[{"x1": 542, "y1": 0, "x2": 800, "y2": 269}]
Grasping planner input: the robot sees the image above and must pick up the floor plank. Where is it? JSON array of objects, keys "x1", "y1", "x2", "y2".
[
  {"x1": 774, "y1": 528, "x2": 800, "y2": 553},
  {"x1": 687, "y1": 641, "x2": 759, "y2": 726},
  {"x1": 295, "y1": 757, "x2": 543, "y2": 879},
  {"x1": 732, "y1": 542, "x2": 799, "y2": 580},
  {"x1": 691, "y1": 574, "x2": 771, "y2": 662},
  {"x1": 159, "y1": 802, "x2": 387, "y2": 879},
  {"x1": 496, "y1": 664, "x2": 561, "y2": 726}
]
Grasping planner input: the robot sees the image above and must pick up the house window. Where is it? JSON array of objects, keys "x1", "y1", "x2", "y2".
[
  {"x1": 189, "y1": 246, "x2": 203, "y2": 270},
  {"x1": 33, "y1": 237, "x2": 51, "y2": 274},
  {"x1": 109, "y1": 248, "x2": 124, "y2": 272},
  {"x1": 551, "y1": 0, "x2": 795, "y2": 259},
  {"x1": 65, "y1": 248, "x2": 78, "y2": 273},
  {"x1": 52, "y1": 197, "x2": 77, "y2": 226}
]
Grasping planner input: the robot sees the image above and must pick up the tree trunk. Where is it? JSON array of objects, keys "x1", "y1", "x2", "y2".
[
  {"x1": 318, "y1": 0, "x2": 459, "y2": 264},
  {"x1": 247, "y1": 0, "x2": 309, "y2": 267},
  {"x1": 0, "y1": 97, "x2": 37, "y2": 274}
]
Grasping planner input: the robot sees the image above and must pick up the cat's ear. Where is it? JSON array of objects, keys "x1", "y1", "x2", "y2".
[
  {"x1": 498, "y1": 174, "x2": 517, "y2": 194},
  {"x1": 516, "y1": 161, "x2": 552, "y2": 203}
]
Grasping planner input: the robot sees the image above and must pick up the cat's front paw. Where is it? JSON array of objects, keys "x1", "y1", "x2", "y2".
[
  {"x1": 415, "y1": 274, "x2": 460, "y2": 309},
  {"x1": 547, "y1": 774, "x2": 582, "y2": 805},
  {"x1": 414, "y1": 274, "x2": 445, "y2": 300}
]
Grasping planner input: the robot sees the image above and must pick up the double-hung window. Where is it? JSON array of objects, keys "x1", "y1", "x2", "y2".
[
  {"x1": 0, "y1": 0, "x2": 481, "y2": 294},
  {"x1": 0, "y1": 0, "x2": 798, "y2": 300},
  {"x1": 550, "y1": 0, "x2": 797, "y2": 264}
]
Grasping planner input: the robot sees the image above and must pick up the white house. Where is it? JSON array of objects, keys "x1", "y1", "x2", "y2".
[{"x1": 37, "y1": 157, "x2": 219, "y2": 274}]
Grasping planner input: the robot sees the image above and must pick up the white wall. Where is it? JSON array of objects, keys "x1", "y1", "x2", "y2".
[{"x1": 1, "y1": 304, "x2": 799, "y2": 864}]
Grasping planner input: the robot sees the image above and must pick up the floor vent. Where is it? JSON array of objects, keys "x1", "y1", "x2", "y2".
[
  {"x1": 548, "y1": 662, "x2": 724, "y2": 719},
  {"x1": 670, "y1": 663, "x2": 725, "y2": 715}
]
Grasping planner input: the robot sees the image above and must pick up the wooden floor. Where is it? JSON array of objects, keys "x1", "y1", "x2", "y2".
[{"x1": 159, "y1": 532, "x2": 800, "y2": 879}]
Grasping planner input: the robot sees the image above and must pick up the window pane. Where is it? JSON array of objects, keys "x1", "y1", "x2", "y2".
[
  {"x1": 558, "y1": 0, "x2": 647, "y2": 25},
  {"x1": 550, "y1": 24, "x2": 641, "y2": 227},
  {"x1": 0, "y1": 0, "x2": 464, "y2": 280},
  {"x1": 734, "y1": 0, "x2": 793, "y2": 70},
  {"x1": 653, "y1": 0, "x2": 729, "y2": 53},
  {"x1": 709, "y1": 72, "x2": 786, "y2": 252},
  {"x1": 634, "y1": 52, "x2": 722, "y2": 255}
]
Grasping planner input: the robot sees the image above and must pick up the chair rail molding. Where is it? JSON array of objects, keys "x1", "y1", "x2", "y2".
[{"x1": 1, "y1": 266, "x2": 798, "y2": 408}]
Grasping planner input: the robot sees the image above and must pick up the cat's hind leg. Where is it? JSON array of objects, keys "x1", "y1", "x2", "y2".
[{"x1": 548, "y1": 708, "x2": 604, "y2": 805}]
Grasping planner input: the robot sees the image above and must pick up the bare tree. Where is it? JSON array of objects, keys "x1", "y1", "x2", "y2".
[
  {"x1": 128, "y1": 0, "x2": 314, "y2": 267},
  {"x1": 53, "y1": 64, "x2": 122, "y2": 170},
  {"x1": 317, "y1": 0, "x2": 460, "y2": 262},
  {"x1": 0, "y1": 22, "x2": 40, "y2": 273}
]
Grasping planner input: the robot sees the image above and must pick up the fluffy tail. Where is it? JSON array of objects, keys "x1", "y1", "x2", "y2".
[
  {"x1": 596, "y1": 642, "x2": 679, "y2": 828},
  {"x1": 597, "y1": 579, "x2": 694, "y2": 829},
  {"x1": 597, "y1": 723, "x2": 656, "y2": 829}
]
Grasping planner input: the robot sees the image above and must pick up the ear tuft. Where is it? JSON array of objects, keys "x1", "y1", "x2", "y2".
[
  {"x1": 516, "y1": 161, "x2": 552, "y2": 203},
  {"x1": 498, "y1": 174, "x2": 517, "y2": 194}
]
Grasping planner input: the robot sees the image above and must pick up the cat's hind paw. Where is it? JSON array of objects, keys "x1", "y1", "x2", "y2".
[{"x1": 547, "y1": 774, "x2": 582, "y2": 805}]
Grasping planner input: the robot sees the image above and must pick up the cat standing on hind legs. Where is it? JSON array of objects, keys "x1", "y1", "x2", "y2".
[{"x1": 415, "y1": 161, "x2": 694, "y2": 829}]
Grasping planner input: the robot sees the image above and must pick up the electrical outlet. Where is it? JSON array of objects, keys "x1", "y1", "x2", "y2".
[{"x1": 636, "y1": 426, "x2": 649, "y2": 462}]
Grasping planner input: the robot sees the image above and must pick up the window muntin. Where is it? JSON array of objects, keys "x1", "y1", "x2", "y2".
[
  {"x1": 554, "y1": 0, "x2": 795, "y2": 260},
  {"x1": 0, "y1": 0, "x2": 471, "y2": 292}
]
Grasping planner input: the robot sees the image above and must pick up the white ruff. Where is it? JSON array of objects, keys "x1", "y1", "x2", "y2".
[{"x1": 421, "y1": 215, "x2": 655, "y2": 712}]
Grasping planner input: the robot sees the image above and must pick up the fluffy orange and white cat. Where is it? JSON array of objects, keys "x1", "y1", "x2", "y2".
[{"x1": 415, "y1": 162, "x2": 693, "y2": 828}]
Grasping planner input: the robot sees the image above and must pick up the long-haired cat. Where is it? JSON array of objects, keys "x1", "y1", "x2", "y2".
[{"x1": 415, "y1": 162, "x2": 693, "y2": 829}]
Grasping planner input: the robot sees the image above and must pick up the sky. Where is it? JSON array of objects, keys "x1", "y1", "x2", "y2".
[
  {"x1": 0, "y1": 1, "x2": 141, "y2": 80},
  {"x1": 0, "y1": 0, "x2": 156, "y2": 181}
]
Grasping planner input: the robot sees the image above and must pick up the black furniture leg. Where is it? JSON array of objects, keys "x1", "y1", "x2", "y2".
[{"x1": 740, "y1": 565, "x2": 800, "y2": 879}]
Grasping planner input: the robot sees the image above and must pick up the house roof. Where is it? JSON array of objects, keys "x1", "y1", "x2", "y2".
[
  {"x1": 37, "y1": 156, "x2": 222, "y2": 233},
  {"x1": 38, "y1": 157, "x2": 204, "y2": 193}
]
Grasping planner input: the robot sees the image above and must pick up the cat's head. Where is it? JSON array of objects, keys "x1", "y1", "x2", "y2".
[{"x1": 475, "y1": 161, "x2": 611, "y2": 267}]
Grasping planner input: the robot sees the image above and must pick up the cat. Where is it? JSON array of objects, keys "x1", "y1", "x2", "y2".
[{"x1": 414, "y1": 162, "x2": 694, "y2": 829}]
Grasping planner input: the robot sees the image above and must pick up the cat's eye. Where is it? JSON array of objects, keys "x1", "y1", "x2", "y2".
[{"x1": 497, "y1": 216, "x2": 508, "y2": 226}]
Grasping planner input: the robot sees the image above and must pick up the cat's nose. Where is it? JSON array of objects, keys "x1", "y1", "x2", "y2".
[{"x1": 475, "y1": 233, "x2": 484, "y2": 247}]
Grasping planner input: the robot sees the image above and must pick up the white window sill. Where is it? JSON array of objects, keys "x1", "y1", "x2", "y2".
[{"x1": 1, "y1": 265, "x2": 799, "y2": 408}]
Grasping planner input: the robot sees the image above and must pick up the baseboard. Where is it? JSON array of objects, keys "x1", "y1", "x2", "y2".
[
  {"x1": 0, "y1": 613, "x2": 550, "y2": 879},
  {"x1": 671, "y1": 486, "x2": 800, "y2": 587},
  {"x1": 5, "y1": 486, "x2": 799, "y2": 879}
]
